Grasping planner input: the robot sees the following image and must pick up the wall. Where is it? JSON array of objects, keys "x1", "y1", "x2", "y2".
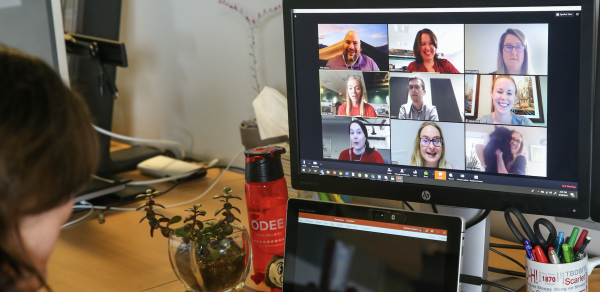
[{"x1": 114, "y1": 0, "x2": 286, "y2": 168}]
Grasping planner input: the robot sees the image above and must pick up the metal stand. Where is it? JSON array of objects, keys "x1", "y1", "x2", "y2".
[{"x1": 421, "y1": 204, "x2": 491, "y2": 292}]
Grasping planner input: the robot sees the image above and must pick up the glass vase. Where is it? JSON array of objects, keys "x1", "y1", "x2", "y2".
[{"x1": 168, "y1": 223, "x2": 252, "y2": 292}]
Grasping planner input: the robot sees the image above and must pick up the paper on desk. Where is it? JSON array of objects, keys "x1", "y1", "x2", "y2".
[{"x1": 252, "y1": 86, "x2": 289, "y2": 140}]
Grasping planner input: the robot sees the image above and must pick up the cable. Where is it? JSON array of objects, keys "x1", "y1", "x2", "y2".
[
  {"x1": 488, "y1": 267, "x2": 526, "y2": 278},
  {"x1": 489, "y1": 248, "x2": 526, "y2": 270},
  {"x1": 489, "y1": 243, "x2": 524, "y2": 250},
  {"x1": 62, "y1": 201, "x2": 94, "y2": 228},
  {"x1": 466, "y1": 209, "x2": 490, "y2": 229},
  {"x1": 481, "y1": 280, "x2": 517, "y2": 292},
  {"x1": 92, "y1": 174, "x2": 115, "y2": 183},
  {"x1": 431, "y1": 204, "x2": 438, "y2": 213},
  {"x1": 460, "y1": 274, "x2": 517, "y2": 292},
  {"x1": 93, "y1": 125, "x2": 186, "y2": 158},
  {"x1": 75, "y1": 149, "x2": 244, "y2": 212},
  {"x1": 126, "y1": 171, "x2": 197, "y2": 186},
  {"x1": 98, "y1": 182, "x2": 181, "y2": 224},
  {"x1": 403, "y1": 201, "x2": 414, "y2": 211}
]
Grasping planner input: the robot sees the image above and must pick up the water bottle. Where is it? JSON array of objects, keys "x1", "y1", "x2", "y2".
[{"x1": 244, "y1": 146, "x2": 288, "y2": 274}]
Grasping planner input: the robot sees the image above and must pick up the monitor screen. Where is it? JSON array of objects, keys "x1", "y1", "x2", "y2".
[
  {"x1": 0, "y1": 0, "x2": 69, "y2": 83},
  {"x1": 284, "y1": 0, "x2": 595, "y2": 218}
]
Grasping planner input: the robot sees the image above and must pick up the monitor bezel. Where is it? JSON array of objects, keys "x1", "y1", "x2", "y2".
[{"x1": 283, "y1": 0, "x2": 595, "y2": 219}]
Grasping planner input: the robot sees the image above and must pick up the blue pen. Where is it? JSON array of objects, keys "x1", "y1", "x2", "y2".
[
  {"x1": 554, "y1": 232, "x2": 565, "y2": 259},
  {"x1": 524, "y1": 240, "x2": 536, "y2": 261}
]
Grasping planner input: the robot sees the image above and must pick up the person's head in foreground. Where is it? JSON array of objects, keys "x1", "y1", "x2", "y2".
[
  {"x1": 343, "y1": 30, "x2": 362, "y2": 65},
  {"x1": 411, "y1": 122, "x2": 452, "y2": 168},
  {"x1": 413, "y1": 29, "x2": 438, "y2": 64},
  {"x1": 0, "y1": 45, "x2": 98, "y2": 291},
  {"x1": 496, "y1": 28, "x2": 531, "y2": 75}
]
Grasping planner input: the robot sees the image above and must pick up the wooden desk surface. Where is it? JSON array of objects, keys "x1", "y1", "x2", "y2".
[
  {"x1": 48, "y1": 168, "x2": 270, "y2": 292},
  {"x1": 48, "y1": 164, "x2": 600, "y2": 292}
]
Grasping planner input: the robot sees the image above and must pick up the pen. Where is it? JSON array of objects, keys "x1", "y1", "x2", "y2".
[
  {"x1": 524, "y1": 240, "x2": 536, "y2": 261},
  {"x1": 548, "y1": 247, "x2": 560, "y2": 264},
  {"x1": 534, "y1": 245, "x2": 548, "y2": 263},
  {"x1": 574, "y1": 229, "x2": 588, "y2": 253},
  {"x1": 563, "y1": 244, "x2": 573, "y2": 263},
  {"x1": 575, "y1": 236, "x2": 591, "y2": 261},
  {"x1": 554, "y1": 232, "x2": 564, "y2": 260},
  {"x1": 567, "y1": 227, "x2": 580, "y2": 249}
]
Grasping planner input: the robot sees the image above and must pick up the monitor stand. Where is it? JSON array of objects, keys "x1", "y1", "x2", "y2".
[{"x1": 421, "y1": 205, "x2": 491, "y2": 292}]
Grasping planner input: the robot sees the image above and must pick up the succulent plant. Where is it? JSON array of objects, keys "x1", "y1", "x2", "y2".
[{"x1": 137, "y1": 187, "x2": 243, "y2": 260}]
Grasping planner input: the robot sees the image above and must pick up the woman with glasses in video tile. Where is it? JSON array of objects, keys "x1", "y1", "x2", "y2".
[
  {"x1": 339, "y1": 120, "x2": 384, "y2": 163},
  {"x1": 410, "y1": 122, "x2": 456, "y2": 169},
  {"x1": 476, "y1": 129, "x2": 527, "y2": 175},
  {"x1": 476, "y1": 75, "x2": 533, "y2": 126},
  {"x1": 406, "y1": 29, "x2": 460, "y2": 73},
  {"x1": 493, "y1": 28, "x2": 534, "y2": 75},
  {"x1": 337, "y1": 76, "x2": 377, "y2": 117}
]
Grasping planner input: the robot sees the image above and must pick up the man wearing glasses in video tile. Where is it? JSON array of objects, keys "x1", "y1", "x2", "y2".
[
  {"x1": 326, "y1": 30, "x2": 379, "y2": 71},
  {"x1": 399, "y1": 76, "x2": 439, "y2": 121}
]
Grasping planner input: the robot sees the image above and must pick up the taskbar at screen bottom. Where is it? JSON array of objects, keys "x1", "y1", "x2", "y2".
[{"x1": 300, "y1": 160, "x2": 578, "y2": 199}]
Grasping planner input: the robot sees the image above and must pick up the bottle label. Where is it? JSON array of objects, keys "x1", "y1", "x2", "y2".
[{"x1": 248, "y1": 208, "x2": 286, "y2": 254}]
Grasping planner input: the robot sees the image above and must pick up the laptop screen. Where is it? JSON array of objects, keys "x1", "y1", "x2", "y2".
[{"x1": 291, "y1": 212, "x2": 450, "y2": 291}]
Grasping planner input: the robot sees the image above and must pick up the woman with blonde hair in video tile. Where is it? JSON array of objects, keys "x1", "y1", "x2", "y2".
[
  {"x1": 493, "y1": 28, "x2": 534, "y2": 75},
  {"x1": 410, "y1": 122, "x2": 456, "y2": 169},
  {"x1": 337, "y1": 75, "x2": 377, "y2": 117}
]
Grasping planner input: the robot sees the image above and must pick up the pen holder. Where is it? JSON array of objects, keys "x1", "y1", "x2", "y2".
[{"x1": 526, "y1": 255, "x2": 600, "y2": 291}]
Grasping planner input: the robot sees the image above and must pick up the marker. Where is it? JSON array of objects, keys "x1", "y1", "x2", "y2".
[
  {"x1": 567, "y1": 227, "x2": 580, "y2": 249},
  {"x1": 548, "y1": 247, "x2": 560, "y2": 264},
  {"x1": 563, "y1": 244, "x2": 573, "y2": 263},
  {"x1": 534, "y1": 245, "x2": 548, "y2": 263},
  {"x1": 574, "y1": 229, "x2": 589, "y2": 253},
  {"x1": 554, "y1": 232, "x2": 564, "y2": 259},
  {"x1": 524, "y1": 240, "x2": 536, "y2": 261},
  {"x1": 575, "y1": 236, "x2": 591, "y2": 261}
]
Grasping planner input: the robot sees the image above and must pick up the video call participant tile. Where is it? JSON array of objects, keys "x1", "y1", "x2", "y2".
[
  {"x1": 389, "y1": 120, "x2": 465, "y2": 170},
  {"x1": 389, "y1": 72, "x2": 464, "y2": 123},
  {"x1": 320, "y1": 70, "x2": 390, "y2": 118},
  {"x1": 464, "y1": 24, "x2": 548, "y2": 75},
  {"x1": 465, "y1": 123, "x2": 547, "y2": 177},
  {"x1": 322, "y1": 116, "x2": 391, "y2": 164},
  {"x1": 465, "y1": 74, "x2": 547, "y2": 127},
  {"x1": 318, "y1": 24, "x2": 389, "y2": 71},
  {"x1": 388, "y1": 24, "x2": 464, "y2": 73}
]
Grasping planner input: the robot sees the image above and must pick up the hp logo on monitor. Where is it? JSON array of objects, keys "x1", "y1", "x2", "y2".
[{"x1": 422, "y1": 191, "x2": 431, "y2": 201}]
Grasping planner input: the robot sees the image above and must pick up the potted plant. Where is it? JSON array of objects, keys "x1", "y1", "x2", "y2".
[{"x1": 137, "y1": 187, "x2": 252, "y2": 292}]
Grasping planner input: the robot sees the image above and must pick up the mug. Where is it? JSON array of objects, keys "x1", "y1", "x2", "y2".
[{"x1": 526, "y1": 255, "x2": 600, "y2": 292}]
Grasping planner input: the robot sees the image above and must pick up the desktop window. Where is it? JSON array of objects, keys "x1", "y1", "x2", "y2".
[{"x1": 294, "y1": 6, "x2": 581, "y2": 199}]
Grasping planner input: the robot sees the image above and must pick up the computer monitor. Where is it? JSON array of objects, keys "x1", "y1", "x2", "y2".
[
  {"x1": 0, "y1": 0, "x2": 69, "y2": 83},
  {"x1": 283, "y1": 0, "x2": 596, "y2": 219}
]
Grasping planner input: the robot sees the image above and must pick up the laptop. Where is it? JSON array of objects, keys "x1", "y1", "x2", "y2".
[{"x1": 283, "y1": 198, "x2": 465, "y2": 292}]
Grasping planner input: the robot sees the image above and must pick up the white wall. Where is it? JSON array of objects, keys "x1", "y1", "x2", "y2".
[
  {"x1": 114, "y1": 0, "x2": 286, "y2": 168},
  {"x1": 465, "y1": 24, "x2": 548, "y2": 75}
]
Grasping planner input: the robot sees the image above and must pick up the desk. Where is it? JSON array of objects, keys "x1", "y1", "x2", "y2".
[{"x1": 48, "y1": 167, "x2": 600, "y2": 291}]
